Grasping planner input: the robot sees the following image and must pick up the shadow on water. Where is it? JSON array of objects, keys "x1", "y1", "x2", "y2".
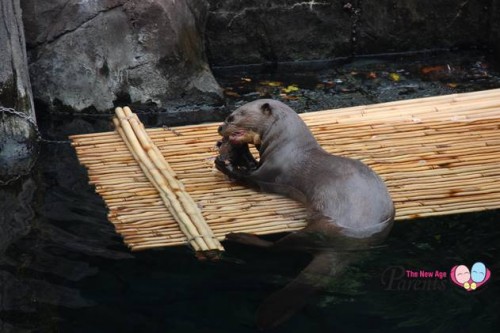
[{"x1": 1, "y1": 50, "x2": 500, "y2": 332}]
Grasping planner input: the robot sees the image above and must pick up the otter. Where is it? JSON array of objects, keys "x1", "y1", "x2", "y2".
[{"x1": 215, "y1": 99, "x2": 395, "y2": 329}]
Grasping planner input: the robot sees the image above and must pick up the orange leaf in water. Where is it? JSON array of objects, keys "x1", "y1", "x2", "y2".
[
  {"x1": 280, "y1": 94, "x2": 299, "y2": 100},
  {"x1": 224, "y1": 89, "x2": 240, "y2": 98},
  {"x1": 421, "y1": 65, "x2": 446, "y2": 74}
]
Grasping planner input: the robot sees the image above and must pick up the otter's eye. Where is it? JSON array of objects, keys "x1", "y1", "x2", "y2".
[{"x1": 226, "y1": 115, "x2": 234, "y2": 123}]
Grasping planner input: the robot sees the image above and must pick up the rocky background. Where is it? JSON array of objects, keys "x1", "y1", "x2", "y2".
[
  {"x1": 491, "y1": 0, "x2": 500, "y2": 59},
  {"x1": 13, "y1": 0, "x2": 500, "y2": 116},
  {"x1": 21, "y1": 0, "x2": 222, "y2": 114},
  {"x1": 206, "y1": 0, "x2": 495, "y2": 65}
]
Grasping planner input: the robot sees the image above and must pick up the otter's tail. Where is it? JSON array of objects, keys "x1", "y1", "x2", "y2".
[{"x1": 256, "y1": 251, "x2": 351, "y2": 330}]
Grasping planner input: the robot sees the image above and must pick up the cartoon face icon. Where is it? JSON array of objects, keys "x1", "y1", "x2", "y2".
[
  {"x1": 471, "y1": 262, "x2": 487, "y2": 283},
  {"x1": 450, "y1": 263, "x2": 491, "y2": 291},
  {"x1": 454, "y1": 265, "x2": 470, "y2": 284}
]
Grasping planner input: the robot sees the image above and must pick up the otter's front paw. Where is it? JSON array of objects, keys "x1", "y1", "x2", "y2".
[
  {"x1": 215, "y1": 156, "x2": 243, "y2": 180},
  {"x1": 215, "y1": 156, "x2": 233, "y2": 174},
  {"x1": 216, "y1": 148, "x2": 257, "y2": 180}
]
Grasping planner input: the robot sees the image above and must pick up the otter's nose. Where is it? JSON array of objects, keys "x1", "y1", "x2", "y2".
[{"x1": 218, "y1": 124, "x2": 224, "y2": 134}]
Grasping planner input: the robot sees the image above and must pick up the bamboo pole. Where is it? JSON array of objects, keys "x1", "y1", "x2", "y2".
[
  {"x1": 120, "y1": 107, "x2": 221, "y2": 251},
  {"x1": 113, "y1": 107, "x2": 224, "y2": 258}
]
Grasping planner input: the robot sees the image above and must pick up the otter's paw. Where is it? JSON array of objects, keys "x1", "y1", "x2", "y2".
[
  {"x1": 225, "y1": 232, "x2": 273, "y2": 248},
  {"x1": 214, "y1": 156, "x2": 236, "y2": 176},
  {"x1": 214, "y1": 155, "x2": 227, "y2": 169},
  {"x1": 215, "y1": 156, "x2": 248, "y2": 181}
]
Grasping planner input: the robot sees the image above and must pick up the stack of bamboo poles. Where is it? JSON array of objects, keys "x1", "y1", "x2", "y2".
[
  {"x1": 70, "y1": 89, "x2": 500, "y2": 251},
  {"x1": 113, "y1": 106, "x2": 224, "y2": 258}
]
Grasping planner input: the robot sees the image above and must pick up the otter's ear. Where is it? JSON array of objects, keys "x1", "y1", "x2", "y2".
[{"x1": 261, "y1": 102, "x2": 272, "y2": 115}]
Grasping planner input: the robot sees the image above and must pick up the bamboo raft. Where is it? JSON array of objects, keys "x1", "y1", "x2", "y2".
[{"x1": 70, "y1": 89, "x2": 500, "y2": 251}]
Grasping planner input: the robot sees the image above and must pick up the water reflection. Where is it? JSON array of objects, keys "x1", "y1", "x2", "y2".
[{"x1": 0, "y1": 144, "x2": 132, "y2": 332}]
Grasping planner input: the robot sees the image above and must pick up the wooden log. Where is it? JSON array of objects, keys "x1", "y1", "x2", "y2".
[{"x1": 0, "y1": 0, "x2": 38, "y2": 184}]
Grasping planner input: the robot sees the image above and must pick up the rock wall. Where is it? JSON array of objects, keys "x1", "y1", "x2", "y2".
[
  {"x1": 356, "y1": 1, "x2": 490, "y2": 55},
  {"x1": 491, "y1": 0, "x2": 500, "y2": 65},
  {"x1": 206, "y1": 0, "x2": 493, "y2": 66},
  {"x1": 206, "y1": 1, "x2": 351, "y2": 65},
  {"x1": 21, "y1": 0, "x2": 222, "y2": 113}
]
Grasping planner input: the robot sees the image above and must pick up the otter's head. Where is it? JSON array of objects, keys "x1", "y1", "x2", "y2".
[{"x1": 218, "y1": 100, "x2": 280, "y2": 146}]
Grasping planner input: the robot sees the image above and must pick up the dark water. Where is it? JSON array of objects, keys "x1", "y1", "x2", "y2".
[{"x1": 1, "y1": 51, "x2": 500, "y2": 332}]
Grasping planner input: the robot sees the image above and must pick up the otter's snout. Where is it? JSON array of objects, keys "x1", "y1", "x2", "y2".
[{"x1": 218, "y1": 123, "x2": 226, "y2": 135}]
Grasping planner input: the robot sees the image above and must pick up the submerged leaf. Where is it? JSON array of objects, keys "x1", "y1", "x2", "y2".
[
  {"x1": 421, "y1": 65, "x2": 447, "y2": 75},
  {"x1": 259, "y1": 80, "x2": 283, "y2": 87},
  {"x1": 389, "y1": 73, "x2": 401, "y2": 82},
  {"x1": 282, "y1": 84, "x2": 299, "y2": 94},
  {"x1": 223, "y1": 89, "x2": 241, "y2": 98},
  {"x1": 280, "y1": 94, "x2": 299, "y2": 100}
]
